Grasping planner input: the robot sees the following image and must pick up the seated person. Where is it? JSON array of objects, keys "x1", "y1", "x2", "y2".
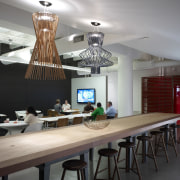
[
  {"x1": 24, "y1": 106, "x2": 40, "y2": 125},
  {"x1": 21, "y1": 106, "x2": 40, "y2": 133},
  {"x1": 83, "y1": 102, "x2": 94, "y2": 113},
  {"x1": 91, "y1": 102, "x2": 104, "y2": 120},
  {"x1": 54, "y1": 99, "x2": 62, "y2": 114},
  {"x1": 62, "y1": 100, "x2": 71, "y2": 111},
  {"x1": 0, "y1": 118, "x2": 8, "y2": 136},
  {"x1": 106, "y1": 101, "x2": 117, "y2": 119}
]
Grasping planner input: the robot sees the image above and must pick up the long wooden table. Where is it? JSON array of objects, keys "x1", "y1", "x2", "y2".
[{"x1": 0, "y1": 113, "x2": 180, "y2": 180}]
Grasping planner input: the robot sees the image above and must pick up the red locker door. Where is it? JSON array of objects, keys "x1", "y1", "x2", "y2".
[{"x1": 174, "y1": 85, "x2": 180, "y2": 114}]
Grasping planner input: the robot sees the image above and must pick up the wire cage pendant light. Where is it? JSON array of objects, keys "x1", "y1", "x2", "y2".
[
  {"x1": 25, "y1": 1, "x2": 65, "y2": 80},
  {"x1": 79, "y1": 22, "x2": 113, "y2": 74}
]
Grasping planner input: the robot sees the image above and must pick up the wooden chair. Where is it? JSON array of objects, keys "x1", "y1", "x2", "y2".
[
  {"x1": 96, "y1": 114, "x2": 107, "y2": 121},
  {"x1": 72, "y1": 117, "x2": 83, "y2": 125},
  {"x1": 56, "y1": 114, "x2": 64, "y2": 116},
  {"x1": 47, "y1": 109, "x2": 58, "y2": 117},
  {"x1": 52, "y1": 111, "x2": 59, "y2": 116},
  {"x1": 57, "y1": 118, "x2": 69, "y2": 127},
  {"x1": 47, "y1": 109, "x2": 53, "y2": 117}
]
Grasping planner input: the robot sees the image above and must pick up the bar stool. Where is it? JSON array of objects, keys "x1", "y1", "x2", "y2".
[
  {"x1": 136, "y1": 136, "x2": 158, "y2": 171},
  {"x1": 160, "y1": 127, "x2": 178, "y2": 156},
  {"x1": 117, "y1": 142, "x2": 142, "y2": 180},
  {"x1": 61, "y1": 159, "x2": 87, "y2": 180},
  {"x1": 94, "y1": 148, "x2": 120, "y2": 180},
  {"x1": 170, "y1": 124, "x2": 180, "y2": 143},
  {"x1": 150, "y1": 131, "x2": 169, "y2": 162}
]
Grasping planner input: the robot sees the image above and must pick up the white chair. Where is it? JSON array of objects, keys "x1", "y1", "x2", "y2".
[{"x1": 24, "y1": 122, "x2": 43, "y2": 133}]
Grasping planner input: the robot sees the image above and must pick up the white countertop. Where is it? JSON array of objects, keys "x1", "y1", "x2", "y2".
[
  {"x1": 0, "y1": 114, "x2": 7, "y2": 117},
  {"x1": 40, "y1": 113, "x2": 91, "y2": 122},
  {"x1": 0, "y1": 121, "x2": 28, "y2": 127}
]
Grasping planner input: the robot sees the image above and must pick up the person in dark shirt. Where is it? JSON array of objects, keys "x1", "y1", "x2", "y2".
[
  {"x1": 83, "y1": 102, "x2": 94, "y2": 113},
  {"x1": 54, "y1": 99, "x2": 62, "y2": 114}
]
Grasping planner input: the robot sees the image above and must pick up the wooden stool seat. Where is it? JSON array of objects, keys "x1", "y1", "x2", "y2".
[
  {"x1": 117, "y1": 141, "x2": 142, "y2": 180},
  {"x1": 150, "y1": 131, "x2": 164, "y2": 136},
  {"x1": 61, "y1": 159, "x2": 87, "y2": 180},
  {"x1": 160, "y1": 127, "x2": 173, "y2": 132},
  {"x1": 137, "y1": 135, "x2": 153, "y2": 141},
  {"x1": 94, "y1": 148, "x2": 120, "y2": 180},
  {"x1": 118, "y1": 141, "x2": 135, "y2": 148},
  {"x1": 62, "y1": 159, "x2": 87, "y2": 171},
  {"x1": 98, "y1": 148, "x2": 118, "y2": 157},
  {"x1": 170, "y1": 124, "x2": 180, "y2": 128}
]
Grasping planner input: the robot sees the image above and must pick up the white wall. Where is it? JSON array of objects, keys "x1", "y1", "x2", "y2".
[
  {"x1": 71, "y1": 76, "x2": 107, "y2": 111},
  {"x1": 100, "y1": 72, "x2": 118, "y2": 111}
]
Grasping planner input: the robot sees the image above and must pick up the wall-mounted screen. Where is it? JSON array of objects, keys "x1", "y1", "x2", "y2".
[{"x1": 77, "y1": 88, "x2": 96, "y2": 104}]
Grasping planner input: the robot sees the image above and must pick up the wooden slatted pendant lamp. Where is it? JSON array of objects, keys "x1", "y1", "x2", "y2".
[{"x1": 25, "y1": 1, "x2": 66, "y2": 80}]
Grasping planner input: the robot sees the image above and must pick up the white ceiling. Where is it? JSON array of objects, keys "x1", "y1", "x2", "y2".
[{"x1": 0, "y1": 0, "x2": 180, "y2": 60}]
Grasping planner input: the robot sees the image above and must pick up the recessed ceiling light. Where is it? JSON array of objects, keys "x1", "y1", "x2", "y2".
[
  {"x1": 91, "y1": 22, "x2": 101, "y2": 26},
  {"x1": 140, "y1": 37, "x2": 149, "y2": 39},
  {"x1": 39, "y1": 1, "x2": 52, "y2": 7}
]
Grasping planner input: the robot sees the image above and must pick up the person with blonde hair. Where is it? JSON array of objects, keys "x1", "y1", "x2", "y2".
[{"x1": 62, "y1": 100, "x2": 71, "y2": 111}]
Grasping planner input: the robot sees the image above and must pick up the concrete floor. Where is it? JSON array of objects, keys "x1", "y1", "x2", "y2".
[{"x1": 3, "y1": 139, "x2": 180, "y2": 180}]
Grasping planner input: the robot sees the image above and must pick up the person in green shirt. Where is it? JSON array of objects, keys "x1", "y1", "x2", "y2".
[{"x1": 91, "y1": 102, "x2": 104, "y2": 120}]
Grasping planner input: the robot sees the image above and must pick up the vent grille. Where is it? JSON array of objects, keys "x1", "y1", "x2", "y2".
[{"x1": 73, "y1": 35, "x2": 84, "y2": 43}]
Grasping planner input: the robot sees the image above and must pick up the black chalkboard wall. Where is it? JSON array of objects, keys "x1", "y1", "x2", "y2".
[{"x1": 0, "y1": 62, "x2": 71, "y2": 119}]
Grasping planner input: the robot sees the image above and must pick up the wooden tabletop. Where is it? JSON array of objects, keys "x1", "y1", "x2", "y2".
[{"x1": 0, "y1": 113, "x2": 180, "y2": 176}]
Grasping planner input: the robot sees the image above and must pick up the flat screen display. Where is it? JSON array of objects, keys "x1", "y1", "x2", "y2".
[{"x1": 77, "y1": 89, "x2": 96, "y2": 104}]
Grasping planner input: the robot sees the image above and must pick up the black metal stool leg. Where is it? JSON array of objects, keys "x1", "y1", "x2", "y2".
[
  {"x1": 161, "y1": 135, "x2": 169, "y2": 162},
  {"x1": 149, "y1": 141, "x2": 158, "y2": 171},
  {"x1": 132, "y1": 148, "x2": 142, "y2": 180},
  {"x1": 80, "y1": 169, "x2": 85, "y2": 180},
  {"x1": 113, "y1": 156, "x2": 121, "y2": 180},
  {"x1": 77, "y1": 170, "x2": 80, "y2": 180},
  {"x1": 108, "y1": 156, "x2": 111, "y2": 179},
  {"x1": 94, "y1": 156, "x2": 102, "y2": 180},
  {"x1": 61, "y1": 169, "x2": 66, "y2": 180},
  {"x1": 169, "y1": 131, "x2": 178, "y2": 156}
]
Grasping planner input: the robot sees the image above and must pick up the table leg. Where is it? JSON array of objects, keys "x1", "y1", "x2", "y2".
[
  {"x1": 89, "y1": 148, "x2": 94, "y2": 161},
  {"x1": 2, "y1": 176, "x2": 8, "y2": 180},
  {"x1": 172, "y1": 123, "x2": 177, "y2": 143},
  {"x1": 37, "y1": 163, "x2": 50, "y2": 180},
  {"x1": 108, "y1": 142, "x2": 112, "y2": 149},
  {"x1": 8, "y1": 129, "x2": 12, "y2": 135},
  {"x1": 142, "y1": 132, "x2": 148, "y2": 162},
  {"x1": 80, "y1": 151, "x2": 89, "y2": 180},
  {"x1": 125, "y1": 136, "x2": 133, "y2": 172},
  {"x1": 164, "y1": 124, "x2": 169, "y2": 149}
]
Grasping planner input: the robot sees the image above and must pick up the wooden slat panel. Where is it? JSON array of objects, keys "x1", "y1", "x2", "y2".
[{"x1": 142, "y1": 76, "x2": 174, "y2": 113}]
